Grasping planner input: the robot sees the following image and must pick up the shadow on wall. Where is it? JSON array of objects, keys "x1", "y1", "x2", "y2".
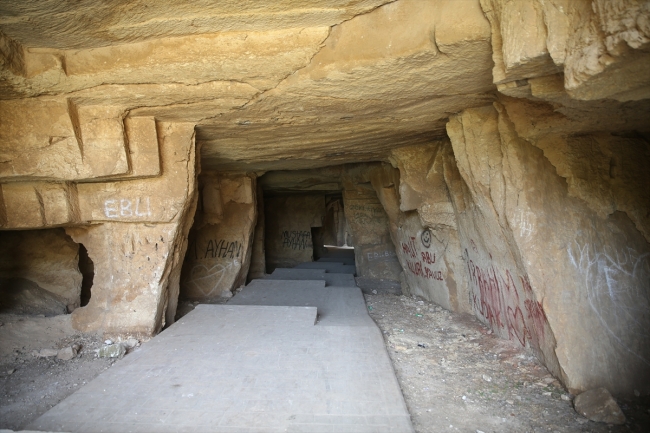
[
  {"x1": 264, "y1": 193, "x2": 327, "y2": 272},
  {"x1": 78, "y1": 244, "x2": 94, "y2": 307},
  {"x1": 0, "y1": 228, "x2": 84, "y2": 316}
]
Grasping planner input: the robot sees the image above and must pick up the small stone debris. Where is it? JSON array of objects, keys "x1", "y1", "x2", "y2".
[
  {"x1": 104, "y1": 339, "x2": 113, "y2": 345},
  {"x1": 32, "y1": 348, "x2": 58, "y2": 358},
  {"x1": 122, "y1": 337, "x2": 140, "y2": 350},
  {"x1": 417, "y1": 343, "x2": 427, "y2": 348},
  {"x1": 371, "y1": 290, "x2": 378, "y2": 294},
  {"x1": 7, "y1": 368, "x2": 15, "y2": 375},
  {"x1": 573, "y1": 387, "x2": 626, "y2": 425},
  {"x1": 482, "y1": 374, "x2": 492, "y2": 382},
  {"x1": 57, "y1": 344, "x2": 80, "y2": 361},
  {"x1": 97, "y1": 343, "x2": 126, "y2": 359},
  {"x1": 560, "y1": 394, "x2": 571, "y2": 401}
]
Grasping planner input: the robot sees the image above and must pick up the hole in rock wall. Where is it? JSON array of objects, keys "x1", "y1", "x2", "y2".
[
  {"x1": 78, "y1": 244, "x2": 94, "y2": 307},
  {"x1": 0, "y1": 228, "x2": 83, "y2": 316}
]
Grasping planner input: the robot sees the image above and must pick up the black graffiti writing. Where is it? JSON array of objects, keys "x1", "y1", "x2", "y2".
[
  {"x1": 421, "y1": 229, "x2": 431, "y2": 248},
  {"x1": 281, "y1": 230, "x2": 311, "y2": 250},
  {"x1": 348, "y1": 204, "x2": 384, "y2": 214},
  {"x1": 202, "y1": 239, "x2": 243, "y2": 259}
]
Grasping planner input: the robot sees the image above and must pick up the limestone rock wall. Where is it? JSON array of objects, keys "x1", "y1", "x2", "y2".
[
  {"x1": 446, "y1": 103, "x2": 650, "y2": 396},
  {"x1": 481, "y1": 0, "x2": 650, "y2": 101},
  {"x1": 0, "y1": 121, "x2": 198, "y2": 337},
  {"x1": 343, "y1": 170, "x2": 401, "y2": 283},
  {"x1": 264, "y1": 194, "x2": 326, "y2": 271},
  {"x1": 382, "y1": 146, "x2": 470, "y2": 313},
  {"x1": 180, "y1": 172, "x2": 257, "y2": 300},
  {"x1": 0, "y1": 228, "x2": 82, "y2": 310}
]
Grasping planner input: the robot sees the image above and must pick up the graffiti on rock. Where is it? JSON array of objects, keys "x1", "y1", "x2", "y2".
[
  {"x1": 568, "y1": 241, "x2": 650, "y2": 366},
  {"x1": 401, "y1": 233, "x2": 443, "y2": 281},
  {"x1": 464, "y1": 243, "x2": 548, "y2": 350},
  {"x1": 421, "y1": 229, "x2": 432, "y2": 248},
  {"x1": 348, "y1": 203, "x2": 387, "y2": 226},
  {"x1": 367, "y1": 250, "x2": 397, "y2": 262},
  {"x1": 281, "y1": 230, "x2": 311, "y2": 250},
  {"x1": 184, "y1": 261, "x2": 237, "y2": 297},
  {"x1": 189, "y1": 239, "x2": 243, "y2": 260},
  {"x1": 104, "y1": 197, "x2": 151, "y2": 218}
]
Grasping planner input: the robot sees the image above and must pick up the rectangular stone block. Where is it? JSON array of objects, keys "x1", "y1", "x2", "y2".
[
  {"x1": 1, "y1": 183, "x2": 43, "y2": 228},
  {"x1": 221, "y1": 176, "x2": 253, "y2": 204},
  {"x1": 0, "y1": 99, "x2": 150, "y2": 183},
  {"x1": 36, "y1": 183, "x2": 75, "y2": 226},
  {"x1": 0, "y1": 99, "x2": 83, "y2": 181},
  {"x1": 74, "y1": 104, "x2": 129, "y2": 177},
  {"x1": 124, "y1": 117, "x2": 161, "y2": 178}
]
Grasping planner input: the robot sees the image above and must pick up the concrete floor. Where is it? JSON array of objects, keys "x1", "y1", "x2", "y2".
[{"x1": 26, "y1": 260, "x2": 414, "y2": 433}]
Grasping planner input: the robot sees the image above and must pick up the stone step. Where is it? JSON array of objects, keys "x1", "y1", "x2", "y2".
[
  {"x1": 246, "y1": 279, "x2": 326, "y2": 290},
  {"x1": 294, "y1": 262, "x2": 357, "y2": 275},
  {"x1": 265, "y1": 269, "x2": 356, "y2": 287},
  {"x1": 230, "y1": 283, "x2": 374, "y2": 327},
  {"x1": 267, "y1": 268, "x2": 326, "y2": 281},
  {"x1": 317, "y1": 257, "x2": 356, "y2": 266}
]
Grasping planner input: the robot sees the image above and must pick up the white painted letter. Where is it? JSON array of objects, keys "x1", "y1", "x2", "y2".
[
  {"x1": 120, "y1": 199, "x2": 132, "y2": 217},
  {"x1": 104, "y1": 200, "x2": 118, "y2": 218}
]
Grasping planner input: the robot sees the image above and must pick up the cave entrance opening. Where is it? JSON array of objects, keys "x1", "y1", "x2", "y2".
[{"x1": 0, "y1": 228, "x2": 89, "y2": 316}]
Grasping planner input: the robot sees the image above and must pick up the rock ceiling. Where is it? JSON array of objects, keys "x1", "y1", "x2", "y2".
[{"x1": 1, "y1": 0, "x2": 649, "y2": 172}]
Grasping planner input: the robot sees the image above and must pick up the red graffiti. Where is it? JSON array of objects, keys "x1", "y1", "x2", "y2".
[
  {"x1": 521, "y1": 275, "x2": 548, "y2": 346},
  {"x1": 401, "y1": 237, "x2": 417, "y2": 259},
  {"x1": 406, "y1": 260, "x2": 443, "y2": 280},
  {"x1": 464, "y1": 248, "x2": 548, "y2": 351},
  {"x1": 421, "y1": 251, "x2": 436, "y2": 265}
]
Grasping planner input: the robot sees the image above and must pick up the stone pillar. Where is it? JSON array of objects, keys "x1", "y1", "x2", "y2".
[
  {"x1": 65, "y1": 122, "x2": 198, "y2": 336},
  {"x1": 342, "y1": 175, "x2": 401, "y2": 283},
  {"x1": 180, "y1": 172, "x2": 257, "y2": 300}
]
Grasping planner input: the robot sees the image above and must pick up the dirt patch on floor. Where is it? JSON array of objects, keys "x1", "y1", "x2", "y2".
[
  {"x1": 365, "y1": 293, "x2": 650, "y2": 433},
  {"x1": 0, "y1": 313, "x2": 115, "y2": 430}
]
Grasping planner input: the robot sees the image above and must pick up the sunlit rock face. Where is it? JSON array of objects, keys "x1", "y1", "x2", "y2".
[{"x1": 1, "y1": 0, "x2": 649, "y2": 396}]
